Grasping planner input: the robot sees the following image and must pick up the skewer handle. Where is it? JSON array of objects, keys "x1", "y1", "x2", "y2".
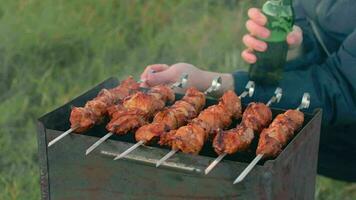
[
  {"x1": 170, "y1": 73, "x2": 189, "y2": 89},
  {"x1": 85, "y1": 132, "x2": 113, "y2": 155},
  {"x1": 204, "y1": 153, "x2": 227, "y2": 175},
  {"x1": 297, "y1": 93, "x2": 310, "y2": 111},
  {"x1": 239, "y1": 81, "x2": 255, "y2": 98},
  {"x1": 266, "y1": 87, "x2": 283, "y2": 107},
  {"x1": 156, "y1": 149, "x2": 178, "y2": 167},
  {"x1": 204, "y1": 76, "x2": 222, "y2": 95},
  {"x1": 48, "y1": 127, "x2": 76, "y2": 147},
  {"x1": 113, "y1": 140, "x2": 145, "y2": 160},
  {"x1": 233, "y1": 154, "x2": 263, "y2": 184}
]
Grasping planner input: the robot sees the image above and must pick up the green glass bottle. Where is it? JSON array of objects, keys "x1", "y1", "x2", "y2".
[{"x1": 248, "y1": 0, "x2": 294, "y2": 85}]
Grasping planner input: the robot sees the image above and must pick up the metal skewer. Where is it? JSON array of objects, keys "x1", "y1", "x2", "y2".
[
  {"x1": 204, "y1": 152, "x2": 226, "y2": 175},
  {"x1": 155, "y1": 149, "x2": 178, "y2": 167},
  {"x1": 86, "y1": 132, "x2": 114, "y2": 155},
  {"x1": 113, "y1": 140, "x2": 145, "y2": 160},
  {"x1": 156, "y1": 81, "x2": 256, "y2": 168},
  {"x1": 84, "y1": 74, "x2": 189, "y2": 156},
  {"x1": 233, "y1": 93, "x2": 310, "y2": 184},
  {"x1": 114, "y1": 76, "x2": 223, "y2": 161},
  {"x1": 204, "y1": 86, "x2": 281, "y2": 175},
  {"x1": 47, "y1": 126, "x2": 78, "y2": 147},
  {"x1": 296, "y1": 93, "x2": 310, "y2": 111}
]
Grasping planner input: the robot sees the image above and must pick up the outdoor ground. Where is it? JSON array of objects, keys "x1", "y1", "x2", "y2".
[{"x1": 0, "y1": 0, "x2": 355, "y2": 199}]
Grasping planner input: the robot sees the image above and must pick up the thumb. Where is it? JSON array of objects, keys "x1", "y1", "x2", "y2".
[
  {"x1": 146, "y1": 67, "x2": 177, "y2": 86},
  {"x1": 149, "y1": 64, "x2": 169, "y2": 72},
  {"x1": 286, "y1": 26, "x2": 303, "y2": 48},
  {"x1": 140, "y1": 64, "x2": 169, "y2": 81}
]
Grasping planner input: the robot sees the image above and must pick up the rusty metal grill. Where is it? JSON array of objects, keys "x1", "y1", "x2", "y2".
[{"x1": 37, "y1": 77, "x2": 322, "y2": 200}]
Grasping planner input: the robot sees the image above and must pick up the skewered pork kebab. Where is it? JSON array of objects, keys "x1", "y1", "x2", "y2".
[
  {"x1": 85, "y1": 74, "x2": 189, "y2": 155},
  {"x1": 48, "y1": 76, "x2": 140, "y2": 147},
  {"x1": 204, "y1": 88, "x2": 283, "y2": 174},
  {"x1": 155, "y1": 81, "x2": 256, "y2": 167},
  {"x1": 233, "y1": 93, "x2": 310, "y2": 184},
  {"x1": 113, "y1": 77, "x2": 224, "y2": 160}
]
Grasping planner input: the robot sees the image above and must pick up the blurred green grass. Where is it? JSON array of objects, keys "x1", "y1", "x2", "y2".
[{"x1": 0, "y1": 0, "x2": 355, "y2": 199}]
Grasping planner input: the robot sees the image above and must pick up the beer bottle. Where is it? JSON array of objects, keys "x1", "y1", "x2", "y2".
[{"x1": 248, "y1": 0, "x2": 294, "y2": 85}]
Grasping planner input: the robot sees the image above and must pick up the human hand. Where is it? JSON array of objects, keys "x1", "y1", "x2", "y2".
[
  {"x1": 241, "y1": 8, "x2": 303, "y2": 64},
  {"x1": 140, "y1": 63, "x2": 202, "y2": 88}
]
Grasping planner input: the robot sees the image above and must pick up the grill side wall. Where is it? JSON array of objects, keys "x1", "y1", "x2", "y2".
[{"x1": 269, "y1": 109, "x2": 322, "y2": 200}]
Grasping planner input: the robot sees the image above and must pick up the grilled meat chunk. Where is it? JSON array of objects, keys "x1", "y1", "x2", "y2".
[
  {"x1": 241, "y1": 102, "x2": 272, "y2": 133},
  {"x1": 168, "y1": 90, "x2": 241, "y2": 154},
  {"x1": 69, "y1": 76, "x2": 139, "y2": 132},
  {"x1": 136, "y1": 87, "x2": 205, "y2": 144},
  {"x1": 213, "y1": 125, "x2": 254, "y2": 155},
  {"x1": 257, "y1": 109, "x2": 304, "y2": 158},
  {"x1": 107, "y1": 85, "x2": 175, "y2": 135},
  {"x1": 212, "y1": 102, "x2": 272, "y2": 155}
]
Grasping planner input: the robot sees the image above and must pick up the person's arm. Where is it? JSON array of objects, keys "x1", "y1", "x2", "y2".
[
  {"x1": 141, "y1": 62, "x2": 235, "y2": 96},
  {"x1": 234, "y1": 29, "x2": 356, "y2": 125}
]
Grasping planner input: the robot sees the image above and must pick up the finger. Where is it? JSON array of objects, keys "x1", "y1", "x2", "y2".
[
  {"x1": 248, "y1": 8, "x2": 267, "y2": 26},
  {"x1": 145, "y1": 67, "x2": 177, "y2": 86},
  {"x1": 140, "y1": 82, "x2": 149, "y2": 88},
  {"x1": 286, "y1": 26, "x2": 303, "y2": 47},
  {"x1": 241, "y1": 49, "x2": 257, "y2": 64},
  {"x1": 147, "y1": 64, "x2": 169, "y2": 72},
  {"x1": 246, "y1": 19, "x2": 270, "y2": 38},
  {"x1": 140, "y1": 64, "x2": 169, "y2": 81},
  {"x1": 242, "y1": 34, "x2": 267, "y2": 52},
  {"x1": 141, "y1": 64, "x2": 169, "y2": 79}
]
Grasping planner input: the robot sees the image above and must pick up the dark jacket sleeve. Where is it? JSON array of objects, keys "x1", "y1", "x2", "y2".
[
  {"x1": 284, "y1": 0, "x2": 324, "y2": 71},
  {"x1": 233, "y1": 29, "x2": 356, "y2": 126}
]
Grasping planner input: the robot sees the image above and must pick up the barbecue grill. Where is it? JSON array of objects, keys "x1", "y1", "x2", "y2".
[{"x1": 37, "y1": 77, "x2": 322, "y2": 200}]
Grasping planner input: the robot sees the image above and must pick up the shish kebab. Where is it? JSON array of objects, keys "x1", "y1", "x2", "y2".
[
  {"x1": 113, "y1": 77, "x2": 223, "y2": 160},
  {"x1": 85, "y1": 74, "x2": 189, "y2": 155},
  {"x1": 233, "y1": 93, "x2": 310, "y2": 184},
  {"x1": 48, "y1": 76, "x2": 141, "y2": 147},
  {"x1": 155, "y1": 81, "x2": 256, "y2": 167},
  {"x1": 205, "y1": 88, "x2": 283, "y2": 174}
]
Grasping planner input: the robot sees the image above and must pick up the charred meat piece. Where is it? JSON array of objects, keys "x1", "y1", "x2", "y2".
[
  {"x1": 123, "y1": 92, "x2": 166, "y2": 117},
  {"x1": 69, "y1": 76, "x2": 139, "y2": 132},
  {"x1": 135, "y1": 123, "x2": 170, "y2": 144},
  {"x1": 257, "y1": 109, "x2": 304, "y2": 158},
  {"x1": 241, "y1": 102, "x2": 272, "y2": 133},
  {"x1": 213, "y1": 125, "x2": 254, "y2": 155},
  {"x1": 212, "y1": 102, "x2": 272, "y2": 155},
  {"x1": 197, "y1": 105, "x2": 232, "y2": 134},
  {"x1": 181, "y1": 88, "x2": 206, "y2": 112},
  {"x1": 171, "y1": 122, "x2": 207, "y2": 154},
  {"x1": 168, "y1": 90, "x2": 241, "y2": 154},
  {"x1": 107, "y1": 85, "x2": 175, "y2": 135},
  {"x1": 158, "y1": 130, "x2": 177, "y2": 147},
  {"x1": 69, "y1": 107, "x2": 97, "y2": 132},
  {"x1": 106, "y1": 109, "x2": 148, "y2": 135},
  {"x1": 219, "y1": 90, "x2": 242, "y2": 119},
  {"x1": 136, "y1": 87, "x2": 205, "y2": 144},
  {"x1": 149, "y1": 85, "x2": 175, "y2": 103}
]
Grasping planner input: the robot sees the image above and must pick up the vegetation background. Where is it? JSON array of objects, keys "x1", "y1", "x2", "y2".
[{"x1": 0, "y1": 0, "x2": 355, "y2": 199}]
